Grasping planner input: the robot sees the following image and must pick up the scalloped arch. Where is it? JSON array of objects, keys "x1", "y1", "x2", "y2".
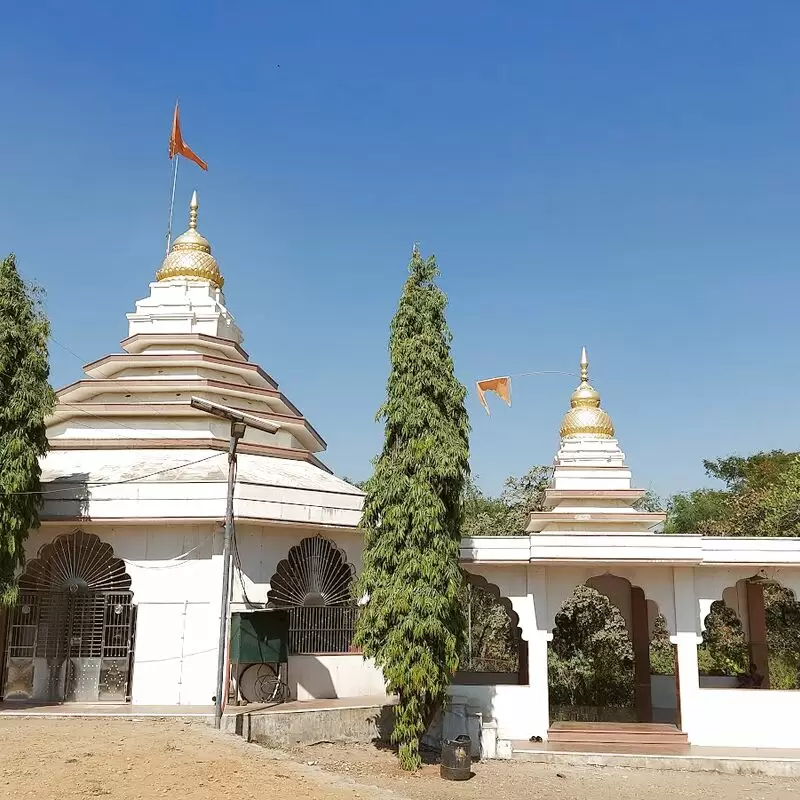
[
  {"x1": 465, "y1": 571, "x2": 524, "y2": 641},
  {"x1": 267, "y1": 536, "x2": 354, "y2": 607},
  {"x1": 18, "y1": 530, "x2": 131, "y2": 594},
  {"x1": 583, "y1": 573, "x2": 665, "y2": 638},
  {"x1": 703, "y1": 575, "x2": 800, "y2": 633}
]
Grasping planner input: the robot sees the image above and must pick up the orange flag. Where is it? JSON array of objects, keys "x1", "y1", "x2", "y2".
[
  {"x1": 169, "y1": 103, "x2": 208, "y2": 171},
  {"x1": 476, "y1": 376, "x2": 512, "y2": 415}
]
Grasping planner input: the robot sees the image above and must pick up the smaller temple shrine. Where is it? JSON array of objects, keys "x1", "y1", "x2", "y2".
[
  {"x1": 460, "y1": 349, "x2": 800, "y2": 753},
  {"x1": 528, "y1": 347, "x2": 665, "y2": 535}
]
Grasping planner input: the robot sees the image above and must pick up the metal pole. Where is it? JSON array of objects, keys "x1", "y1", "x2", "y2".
[
  {"x1": 214, "y1": 420, "x2": 245, "y2": 729},
  {"x1": 467, "y1": 582, "x2": 473, "y2": 670},
  {"x1": 166, "y1": 155, "x2": 180, "y2": 255}
]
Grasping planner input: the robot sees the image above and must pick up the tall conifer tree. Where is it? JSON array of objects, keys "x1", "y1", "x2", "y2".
[
  {"x1": 354, "y1": 248, "x2": 470, "y2": 771},
  {"x1": 0, "y1": 254, "x2": 55, "y2": 604}
]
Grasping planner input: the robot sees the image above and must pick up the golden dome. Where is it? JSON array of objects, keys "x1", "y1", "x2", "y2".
[
  {"x1": 559, "y1": 347, "x2": 615, "y2": 439},
  {"x1": 156, "y1": 192, "x2": 224, "y2": 287}
]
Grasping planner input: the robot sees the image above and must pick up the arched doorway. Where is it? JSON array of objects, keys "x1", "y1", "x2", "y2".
[
  {"x1": 267, "y1": 536, "x2": 356, "y2": 654},
  {"x1": 3, "y1": 531, "x2": 135, "y2": 703},
  {"x1": 548, "y1": 575, "x2": 676, "y2": 724},
  {"x1": 456, "y1": 573, "x2": 526, "y2": 685},
  {"x1": 700, "y1": 576, "x2": 800, "y2": 690}
]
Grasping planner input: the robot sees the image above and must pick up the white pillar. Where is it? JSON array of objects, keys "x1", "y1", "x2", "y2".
[
  {"x1": 671, "y1": 567, "x2": 702, "y2": 741},
  {"x1": 527, "y1": 566, "x2": 551, "y2": 740},
  {"x1": 528, "y1": 630, "x2": 553, "y2": 739},
  {"x1": 502, "y1": 591, "x2": 549, "y2": 741}
]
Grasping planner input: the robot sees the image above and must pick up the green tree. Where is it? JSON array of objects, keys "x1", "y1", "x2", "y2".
[
  {"x1": 0, "y1": 254, "x2": 55, "y2": 605},
  {"x1": 462, "y1": 476, "x2": 513, "y2": 537},
  {"x1": 697, "y1": 601, "x2": 748, "y2": 676},
  {"x1": 549, "y1": 586, "x2": 634, "y2": 707},
  {"x1": 665, "y1": 450, "x2": 800, "y2": 536},
  {"x1": 649, "y1": 614, "x2": 674, "y2": 675},
  {"x1": 703, "y1": 450, "x2": 798, "y2": 492},
  {"x1": 749, "y1": 458, "x2": 800, "y2": 536},
  {"x1": 664, "y1": 489, "x2": 729, "y2": 534},
  {"x1": 634, "y1": 489, "x2": 664, "y2": 513},
  {"x1": 462, "y1": 466, "x2": 550, "y2": 536},
  {"x1": 354, "y1": 249, "x2": 470, "y2": 771},
  {"x1": 764, "y1": 582, "x2": 800, "y2": 688},
  {"x1": 460, "y1": 582, "x2": 519, "y2": 673},
  {"x1": 500, "y1": 466, "x2": 551, "y2": 532}
]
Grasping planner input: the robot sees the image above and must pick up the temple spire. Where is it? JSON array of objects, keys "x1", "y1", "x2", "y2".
[
  {"x1": 155, "y1": 192, "x2": 224, "y2": 287},
  {"x1": 559, "y1": 346, "x2": 615, "y2": 439},
  {"x1": 188, "y1": 190, "x2": 198, "y2": 230}
]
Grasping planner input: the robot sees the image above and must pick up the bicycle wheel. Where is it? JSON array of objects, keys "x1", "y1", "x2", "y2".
[
  {"x1": 238, "y1": 663, "x2": 279, "y2": 703},
  {"x1": 252, "y1": 663, "x2": 280, "y2": 702}
]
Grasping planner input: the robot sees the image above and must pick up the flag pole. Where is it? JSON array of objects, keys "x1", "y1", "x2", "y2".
[{"x1": 165, "y1": 155, "x2": 180, "y2": 255}]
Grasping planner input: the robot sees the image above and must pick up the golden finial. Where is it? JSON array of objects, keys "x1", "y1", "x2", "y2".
[
  {"x1": 188, "y1": 190, "x2": 199, "y2": 230},
  {"x1": 559, "y1": 346, "x2": 615, "y2": 439},
  {"x1": 155, "y1": 191, "x2": 224, "y2": 287}
]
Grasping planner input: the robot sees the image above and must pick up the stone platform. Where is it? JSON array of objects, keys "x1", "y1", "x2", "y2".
[
  {"x1": 513, "y1": 739, "x2": 800, "y2": 777},
  {"x1": 222, "y1": 695, "x2": 396, "y2": 747},
  {"x1": 0, "y1": 702, "x2": 214, "y2": 718}
]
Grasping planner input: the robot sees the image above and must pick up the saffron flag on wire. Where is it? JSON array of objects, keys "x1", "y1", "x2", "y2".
[
  {"x1": 476, "y1": 376, "x2": 512, "y2": 415},
  {"x1": 169, "y1": 102, "x2": 208, "y2": 171}
]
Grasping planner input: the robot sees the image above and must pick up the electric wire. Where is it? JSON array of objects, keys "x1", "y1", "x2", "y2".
[
  {"x1": 5, "y1": 452, "x2": 224, "y2": 497},
  {"x1": 129, "y1": 533, "x2": 217, "y2": 569},
  {"x1": 0, "y1": 330, "x2": 240, "y2": 496},
  {"x1": 228, "y1": 455, "x2": 263, "y2": 609}
]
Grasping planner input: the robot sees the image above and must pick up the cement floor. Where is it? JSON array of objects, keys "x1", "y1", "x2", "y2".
[{"x1": 0, "y1": 694, "x2": 394, "y2": 718}]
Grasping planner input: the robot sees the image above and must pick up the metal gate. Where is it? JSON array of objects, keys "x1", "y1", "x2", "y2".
[
  {"x1": 2, "y1": 531, "x2": 136, "y2": 703},
  {"x1": 267, "y1": 536, "x2": 357, "y2": 654}
]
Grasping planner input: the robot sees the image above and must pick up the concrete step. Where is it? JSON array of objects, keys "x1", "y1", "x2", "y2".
[
  {"x1": 512, "y1": 744, "x2": 800, "y2": 778},
  {"x1": 548, "y1": 722, "x2": 688, "y2": 746}
]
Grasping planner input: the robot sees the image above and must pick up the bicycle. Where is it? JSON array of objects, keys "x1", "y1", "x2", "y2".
[{"x1": 238, "y1": 662, "x2": 290, "y2": 704}]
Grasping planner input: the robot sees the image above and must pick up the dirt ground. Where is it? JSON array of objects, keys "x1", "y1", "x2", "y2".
[{"x1": 0, "y1": 717, "x2": 796, "y2": 800}]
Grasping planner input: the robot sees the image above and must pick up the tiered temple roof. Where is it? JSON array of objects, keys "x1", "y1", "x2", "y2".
[{"x1": 40, "y1": 193, "x2": 363, "y2": 527}]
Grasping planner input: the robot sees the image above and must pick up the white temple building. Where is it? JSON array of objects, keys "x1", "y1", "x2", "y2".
[
  {"x1": 1, "y1": 194, "x2": 375, "y2": 707},
  {"x1": 3, "y1": 194, "x2": 800, "y2": 756}
]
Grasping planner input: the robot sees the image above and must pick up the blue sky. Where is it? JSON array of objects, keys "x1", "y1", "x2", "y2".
[{"x1": 1, "y1": 1, "x2": 798, "y2": 499}]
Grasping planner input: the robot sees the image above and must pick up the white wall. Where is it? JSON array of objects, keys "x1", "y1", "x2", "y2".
[
  {"x1": 25, "y1": 523, "x2": 800, "y2": 753},
  {"x1": 288, "y1": 655, "x2": 388, "y2": 701},
  {"x1": 449, "y1": 684, "x2": 544, "y2": 740},
  {"x1": 692, "y1": 689, "x2": 800, "y2": 748},
  {"x1": 25, "y1": 523, "x2": 369, "y2": 707}
]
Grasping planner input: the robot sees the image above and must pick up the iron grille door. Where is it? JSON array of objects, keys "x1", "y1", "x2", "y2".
[
  {"x1": 2, "y1": 593, "x2": 41, "y2": 699},
  {"x1": 3, "y1": 531, "x2": 136, "y2": 703},
  {"x1": 99, "y1": 593, "x2": 135, "y2": 701}
]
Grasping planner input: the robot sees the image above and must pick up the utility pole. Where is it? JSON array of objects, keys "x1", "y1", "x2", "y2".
[{"x1": 190, "y1": 397, "x2": 280, "y2": 729}]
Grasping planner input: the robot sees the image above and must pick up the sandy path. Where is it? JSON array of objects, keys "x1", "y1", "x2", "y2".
[{"x1": 0, "y1": 717, "x2": 797, "y2": 800}]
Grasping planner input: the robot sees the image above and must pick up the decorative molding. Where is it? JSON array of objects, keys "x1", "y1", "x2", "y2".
[{"x1": 47, "y1": 437, "x2": 332, "y2": 471}]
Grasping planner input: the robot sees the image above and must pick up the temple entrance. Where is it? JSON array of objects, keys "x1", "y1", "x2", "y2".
[
  {"x1": 548, "y1": 583, "x2": 636, "y2": 722},
  {"x1": 543, "y1": 576, "x2": 686, "y2": 751},
  {"x1": 2, "y1": 531, "x2": 135, "y2": 703},
  {"x1": 548, "y1": 576, "x2": 678, "y2": 725}
]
